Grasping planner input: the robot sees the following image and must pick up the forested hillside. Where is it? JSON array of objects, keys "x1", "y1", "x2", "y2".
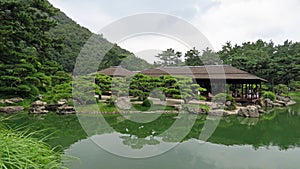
[
  {"x1": 0, "y1": 0, "x2": 151, "y2": 99},
  {"x1": 47, "y1": 8, "x2": 152, "y2": 72}
]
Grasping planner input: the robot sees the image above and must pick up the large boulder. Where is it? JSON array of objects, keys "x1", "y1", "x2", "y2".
[
  {"x1": 238, "y1": 106, "x2": 259, "y2": 118},
  {"x1": 0, "y1": 106, "x2": 24, "y2": 114}
]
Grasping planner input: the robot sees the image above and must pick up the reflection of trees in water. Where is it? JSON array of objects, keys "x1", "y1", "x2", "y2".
[
  {"x1": 103, "y1": 104, "x2": 300, "y2": 151},
  {"x1": 120, "y1": 135, "x2": 160, "y2": 149}
]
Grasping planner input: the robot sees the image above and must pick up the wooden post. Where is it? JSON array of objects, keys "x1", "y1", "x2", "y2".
[
  {"x1": 241, "y1": 84, "x2": 244, "y2": 99},
  {"x1": 250, "y1": 84, "x2": 253, "y2": 100},
  {"x1": 260, "y1": 83, "x2": 262, "y2": 99}
]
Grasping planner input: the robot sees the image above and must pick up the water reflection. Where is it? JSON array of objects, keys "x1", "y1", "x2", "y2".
[
  {"x1": 63, "y1": 102, "x2": 300, "y2": 168},
  {"x1": 64, "y1": 138, "x2": 300, "y2": 169}
]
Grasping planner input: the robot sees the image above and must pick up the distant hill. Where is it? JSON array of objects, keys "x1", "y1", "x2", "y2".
[{"x1": 47, "y1": 5, "x2": 152, "y2": 72}]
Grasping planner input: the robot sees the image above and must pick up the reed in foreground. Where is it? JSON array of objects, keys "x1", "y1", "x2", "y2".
[{"x1": 0, "y1": 128, "x2": 66, "y2": 169}]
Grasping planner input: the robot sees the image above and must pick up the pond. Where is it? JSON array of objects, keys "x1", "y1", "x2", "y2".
[{"x1": 2, "y1": 101, "x2": 300, "y2": 169}]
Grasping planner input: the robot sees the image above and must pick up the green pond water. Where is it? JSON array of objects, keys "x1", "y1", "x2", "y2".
[{"x1": 2, "y1": 101, "x2": 300, "y2": 169}]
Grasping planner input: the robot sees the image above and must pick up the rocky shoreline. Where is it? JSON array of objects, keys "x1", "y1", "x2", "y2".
[{"x1": 0, "y1": 96, "x2": 297, "y2": 118}]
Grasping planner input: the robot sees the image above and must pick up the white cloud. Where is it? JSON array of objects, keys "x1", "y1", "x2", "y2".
[
  {"x1": 193, "y1": 0, "x2": 300, "y2": 50},
  {"x1": 48, "y1": 0, "x2": 300, "y2": 51},
  {"x1": 49, "y1": 0, "x2": 113, "y2": 32},
  {"x1": 118, "y1": 35, "x2": 190, "y2": 63}
]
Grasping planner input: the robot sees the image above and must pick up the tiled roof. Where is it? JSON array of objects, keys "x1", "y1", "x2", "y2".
[
  {"x1": 140, "y1": 65, "x2": 267, "y2": 82},
  {"x1": 98, "y1": 66, "x2": 134, "y2": 77}
]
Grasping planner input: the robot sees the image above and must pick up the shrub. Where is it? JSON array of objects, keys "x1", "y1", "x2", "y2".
[
  {"x1": 212, "y1": 93, "x2": 227, "y2": 103},
  {"x1": 262, "y1": 91, "x2": 276, "y2": 101},
  {"x1": 0, "y1": 129, "x2": 64, "y2": 168},
  {"x1": 172, "y1": 94, "x2": 182, "y2": 99},
  {"x1": 142, "y1": 99, "x2": 153, "y2": 108},
  {"x1": 106, "y1": 96, "x2": 117, "y2": 107},
  {"x1": 198, "y1": 95, "x2": 207, "y2": 101},
  {"x1": 225, "y1": 94, "x2": 236, "y2": 110},
  {"x1": 274, "y1": 84, "x2": 288, "y2": 96},
  {"x1": 290, "y1": 80, "x2": 300, "y2": 91},
  {"x1": 212, "y1": 93, "x2": 236, "y2": 110},
  {"x1": 199, "y1": 104, "x2": 210, "y2": 113}
]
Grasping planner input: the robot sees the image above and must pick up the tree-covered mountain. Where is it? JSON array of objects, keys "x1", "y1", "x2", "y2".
[
  {"x1": 47, "y1": 6, "x2": 152, "y2": 72},
  {"x1": 0, "y1": 0, "x2": 151, "y2": 99}
]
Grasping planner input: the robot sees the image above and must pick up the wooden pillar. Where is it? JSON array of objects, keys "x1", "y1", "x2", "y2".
[
  {"x1": 250, "y1": 84, "x2": 253, "y2": 100},
  {"x1": 259, "y1": 83, "x2": 262, "y2": 99},
  {"x1": 241, "y1": 84, "x2": 244, "y2": 99}
]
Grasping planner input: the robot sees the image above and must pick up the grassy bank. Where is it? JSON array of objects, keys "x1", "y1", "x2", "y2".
[
  {"x1": 288, "y1": 91, "x2": 300, "y2": 103},
  {"x1": 0, "y1": 117, "x2": 66, "y2": 169},
  {"x1": 77, "y1": 102, "x2": 176, "y2": 113}
]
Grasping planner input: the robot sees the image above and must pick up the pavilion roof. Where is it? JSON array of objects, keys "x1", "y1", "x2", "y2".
[
  {"x1": 98, "y1": 66, "x2": 134, "y2": 77},
  {"x1": 140, "y1": 65, "x2": 268, "y2": 82}
]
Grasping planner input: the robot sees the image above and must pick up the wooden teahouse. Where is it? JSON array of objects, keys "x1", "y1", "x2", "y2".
[{"x1": 141, "y1": 65, "x2": 267, "y2": 102}]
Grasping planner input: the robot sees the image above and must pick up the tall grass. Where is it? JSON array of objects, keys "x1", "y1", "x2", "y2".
[{"x1": 0, "y1": 118, "x2": 66, "y2": 169}]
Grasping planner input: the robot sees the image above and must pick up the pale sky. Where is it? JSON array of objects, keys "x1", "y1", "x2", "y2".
[{"x1": 48, "y1": 0, "x2": 300, "y2": 62}]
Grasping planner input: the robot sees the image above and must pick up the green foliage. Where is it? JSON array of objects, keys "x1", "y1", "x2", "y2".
[
  {"x1": 111, "y1": 77, "x2": 129, "y2": 97},
  {"x1": 106, "y1": 96, "x2": 117, "y2": 107},
  {"x1": 212, "y1": 93, "x2": 227, "y2": 103},
  {"x1": 73, "y1": 76, "x2": 101, "y2": 105},
  {"x1": 218, "y1": 40, "x2": 300, "y2": 85},
  {"x1": 0, "y1": 0, "x2": 65, "y2": 99},
  {"x1": 43, "y1": 82, "x2": 72, "y2": 104},
  {"x1": 0, "y1": 128, "x2": 64, "y2": 169},
  {"x1": 184, "y1": 47, "x2": 203, "y2": 66},
  {"x1": 274, "y1": 84, "x2": 289, "y2": 96},
  {"x1": 142, "y1": 99, "x2": 153, "y2": 108},
  {"x1": 154, "y1": 48, "x2": 183, "y2": 66},
  {"x1": 95, "y1": 74, "x2": 112, "y2": 95},
  {"x1": 201, "y1": 104, "x2": 210, "y2": 112},
  {"x1": 290, "y1": 81, "x2": 300, "y2": 91},
  {"x1": 225, "y1": 95, "x2": 236, "y2": 110},
  {"x1": 262, "y1": 91, "x2": 276, "y2": 101},
  {"x1": 212, "y1": 93, "x2": 236, "y2": 110},
  {"x1": 129, "y1": 74, "x2": 159, "y2": 101}
]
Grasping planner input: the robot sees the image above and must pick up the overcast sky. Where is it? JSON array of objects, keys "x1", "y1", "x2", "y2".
[{"x1": 48, "y1": 0, "x2": 300, "y2": 62}]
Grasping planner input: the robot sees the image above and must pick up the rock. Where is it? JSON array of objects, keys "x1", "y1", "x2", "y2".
[
  {"x1": 38, "y1": 94, "x2": 44, "y2": 100},
  {"x1": 0, "y1": 106, "x2": 24, "y2": 114},
  {"x1": 283, "y1": 96, "x2": 291, "y2": 103},
  {"x1": 57, "y1": 99, "x2": 68, "y2": 106},
  {"x1": 185, "y1": 106, "x2": 208, "y2": 114},
  {"x1": 46, "y1": 104, "x2": 58, "y2": 112},
  {"x1": 236, "y1": 102, "x2": 242, "y2": 106},
  {"x1": 33, "y1": 100, "x2": 47, "y2": 106},
  {"x1": 264, "y1": 99, "x2": 274, "y2": 108},
  {"x1": 209, "y1": 109, "x2": 229, "y2": 117},
  {"x1": 258, "y1": 109, "x2": 266, "y2": 114},
  {"x1": 57, "y1": 106, "x2": 75, "y2": 115},
  {"x1": 29, "y1": 101, "x2": 48, "y2": 114},
  {"x1": 255, "y1": 105, "x2": 262, "y2": 109},
  {"x1": 225, "y1": 101, "x2": 232, "y2": 107},
  {"x1": 0, "y1": 97, "x2": 24, "y2": 104},
  {"x1": 115, "y1": 97, "x2": 131, "y2": 110},
  {"x1": 238, "y1": 106, "x2": 259, "y2": 118},
  {"x1": 275, "y1": 100, "x2": 286, "y2": 106}
]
